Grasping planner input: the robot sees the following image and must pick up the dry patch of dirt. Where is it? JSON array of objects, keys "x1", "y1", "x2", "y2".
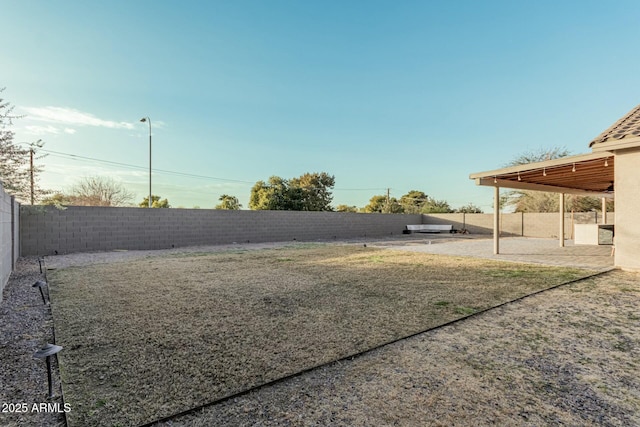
[{"x1": 47, "y1": 244, "x2": 589, "y2": 426}]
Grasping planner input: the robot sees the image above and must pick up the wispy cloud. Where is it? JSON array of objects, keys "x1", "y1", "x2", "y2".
[
  {"x1": 23, "y1": 124, "x2": 78, "y2": 136},
  {"x1": 22, "y1": 106, "x2": 136, "y2": 130},
  {"x1": 25, "y1": 125, "x2": 62, "y2": 135}
]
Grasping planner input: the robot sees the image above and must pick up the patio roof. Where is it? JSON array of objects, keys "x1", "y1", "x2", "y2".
[{"x1": 469, "y1": 151, "x2": 614, "y2": 198}]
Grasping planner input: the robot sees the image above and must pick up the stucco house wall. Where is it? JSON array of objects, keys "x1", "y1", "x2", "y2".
[
  {"x1": 588, "y1": 104, "x2": 640, "y2": 271},
  {"x1": 613, "y1": 147, "x2": 640, "y2": 271}
]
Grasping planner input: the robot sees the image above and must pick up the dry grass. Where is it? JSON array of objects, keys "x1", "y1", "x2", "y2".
[
  {"x1": 168, "y1": 270, "x2": 639, "y2": 427},
  {"x1": 48, "y1": 244, "x2": 589, "y2": 426}
]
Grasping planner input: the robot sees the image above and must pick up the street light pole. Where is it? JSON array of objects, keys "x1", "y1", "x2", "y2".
[{"x1": 140, "y1": 117, "x2": 152, "y2": 208}]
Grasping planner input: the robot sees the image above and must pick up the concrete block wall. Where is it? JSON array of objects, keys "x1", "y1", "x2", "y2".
[
  {"x1": 424, "y1": 211, "x2": 615, "y2": 238},
  {"x1": 19, "y1": 206, "x2": 617, "y2": 257},
  {"x1": 420, "y1": 213, "x2": 466, "y2": 231},
  {"x1": 1, "y1": 182, "x2": 19, "y2": 303},
  {"x1": 12, "y1": 196, "x2": 19, "y2": 268},
  {"x1": 522, "y1": 212, "x2": 615, "y2": 239},
  {"x1": 20, "y1": 206, "x2": 423, "y2": 256},
  {"x1": 521, "y1": 213, "x2": 557, "y2": 238},
  {"x1": 422, "y1": 213, "x2": 523, "y2": 235}
]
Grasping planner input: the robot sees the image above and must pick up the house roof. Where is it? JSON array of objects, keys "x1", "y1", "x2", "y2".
[
  {"x1": 590, "y1": 104, "x2": 640, "y2": 150},
  {"x1": 469, "y1": 151, "x2": 614, "y2": 198}
]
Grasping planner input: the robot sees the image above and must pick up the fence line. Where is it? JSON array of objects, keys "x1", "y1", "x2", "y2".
[
  {"x1": 18, "y1": 206, "x2": 615, "y2": 257},
  {"x1": 423, "y1": 212, "x2": 614, "y2": 238},
  {"x1": 19, "y1": 206, "x2": 422, "y2": 256},
  {"x1": 1, "y1": 182, "x2": 20, "y2": 303}
]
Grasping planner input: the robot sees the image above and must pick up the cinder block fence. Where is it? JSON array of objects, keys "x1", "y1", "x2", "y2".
[
  {"x1": 19, "y1": 206, "x2": 422, "y2": 256},
  {"x1": 17, "y1": 206, "x2": 614, "y2": 257},
  {"x1": 0, "y1": 183, "x2": 20, "y2": 302},
  {"x1": 423, "y1": 212, "x2": 613, "y2": 238}
]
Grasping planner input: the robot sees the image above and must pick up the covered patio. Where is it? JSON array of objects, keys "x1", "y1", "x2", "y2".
[
  {"x1": 469, "y1": 103, "x2": 640, "y2": 271},
  {"x1": 469, "y1": 151, "x2": 614, "y2": 254}
]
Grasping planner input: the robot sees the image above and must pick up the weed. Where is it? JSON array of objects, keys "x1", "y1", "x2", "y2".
[
  {"x1": 455, "y1": 306, "x2": 477, "y2": 316},
  {"x1": 613, "y1": 336, "x2": 633, "y2": 353}
]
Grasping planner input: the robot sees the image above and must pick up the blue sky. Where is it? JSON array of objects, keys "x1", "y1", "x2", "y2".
[{"x1": 3, "y1": 0, "x2": 639, "y2": 210}]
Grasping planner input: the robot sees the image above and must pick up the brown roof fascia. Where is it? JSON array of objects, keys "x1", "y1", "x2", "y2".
[
  {"x1": 473, "y1": 177, "x2": 614, "y2": 198},
  {"x1": 591, "y1": 136, "x2": 640, "y2": 152},
  {"x1": 469, "y1": 152, "x2": 611, "y2": 180}
]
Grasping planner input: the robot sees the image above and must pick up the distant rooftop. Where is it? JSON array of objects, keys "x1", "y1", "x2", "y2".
[{"x1": 590, "y1": 104, "x2": 640, "y2": 147}]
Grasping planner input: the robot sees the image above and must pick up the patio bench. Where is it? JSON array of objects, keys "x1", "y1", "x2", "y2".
[{"x1": 404, "y1": 224, "x2": 455, "y2": 234}]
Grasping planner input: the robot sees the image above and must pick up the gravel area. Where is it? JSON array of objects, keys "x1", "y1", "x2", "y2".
[{"x1": 0, "y1": 257, "x2": 66, "y2": 427}]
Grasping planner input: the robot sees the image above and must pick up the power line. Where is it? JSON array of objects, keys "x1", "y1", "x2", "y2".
[
  {"x1": 36, "y1": 147, "x2": 388, "y2": 192},
  {"x1": 40, "y1": 148, "x2": 255, "y2": 184}
]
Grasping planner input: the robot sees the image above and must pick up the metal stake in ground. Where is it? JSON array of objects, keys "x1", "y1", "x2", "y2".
[
  {"x1": 32, "y1": 280, "x2": 48, "y2": 305},
  {"x1": 33, "y1": 344, "x2": 63, "y2": 399}
]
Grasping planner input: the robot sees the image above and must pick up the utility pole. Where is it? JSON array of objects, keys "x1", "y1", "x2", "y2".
[
  {"x1": 30, "y1": 147, "x2": 35, "y2": 205},
  {"x1": 139, "y1": 117, "x2": 152, "y2": 208},
  {"x1": 386, "y1": 188, "x2": 391, "y2": 213}
]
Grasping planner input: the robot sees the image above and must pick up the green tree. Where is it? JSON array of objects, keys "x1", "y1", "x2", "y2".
[
  {"x1": 289, "y1": 172, "x2": 335, "y2": 211},
  {"x1": 397, "y1": 190, "x2": 454, "y2": 213},
  {"x1": 504, "y1": 147, "x2": 611, "y2": 212},
  {"x1": 335, "y1": 204, "x2": 358, "y2": 212},
  {"x1": 249, "y1": 172, "x2": 335, "y2": 211},
  {"x1": 363, "y1": 195, "x2": 386, "y2": 213},
  {"x1": 139, "y1": 195, "x2": 170, "y2": 208},
  {"x1": 0, "y1": 89, "x2": 49, "y2": 203},
  {"x1": 215, "y1": 194, "x2": 242, "y2": 210},
  {"x1": 363, "y1": 195, "x2": 404, "y2": 213},
  {"x1": 249, "y1": 176, "x2": 289, "y2": 210},
  {"x1": 399, "y1": 190, "x2": 428, "y2": 214},
  {"x1": 422, "y1": 198, "x2": 454, "y2": 213}
]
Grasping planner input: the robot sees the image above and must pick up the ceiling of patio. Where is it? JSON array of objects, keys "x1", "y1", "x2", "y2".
[{"x1": 470, "y1": 151, "x2": 614, "y2": 197}]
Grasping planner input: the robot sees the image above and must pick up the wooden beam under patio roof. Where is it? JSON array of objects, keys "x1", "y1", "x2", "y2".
[{"x1": 469, "y1": 151, "x2": 614, "y2": 198}]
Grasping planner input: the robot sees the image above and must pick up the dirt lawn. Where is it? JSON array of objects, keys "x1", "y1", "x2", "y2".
[
  {"x1": 161, "y1": 269, "x2": 639, "y2": 427},
  {"x1": 48, "y1": 243, "x2": 591, "y2": 426}
]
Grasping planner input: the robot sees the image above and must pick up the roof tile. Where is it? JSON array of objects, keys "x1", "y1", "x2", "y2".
[{"x1": 589, "y1": 104, "x2": 640, "y2": 147}]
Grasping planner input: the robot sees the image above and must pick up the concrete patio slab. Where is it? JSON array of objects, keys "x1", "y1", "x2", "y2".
[{"x1": 369, "y1": 236, "x2": 614, "y2": 271}]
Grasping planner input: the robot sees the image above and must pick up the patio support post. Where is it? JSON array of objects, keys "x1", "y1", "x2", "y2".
[
  {"x1": 494, "y1": 186, "x2": 500, "y2": 254},
  {"x1": 602, "y1": 197, "x2": 607, "y2": 224},
  {"x1": 559, "y1": 192, "x2": 565, "y2": 247}
]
